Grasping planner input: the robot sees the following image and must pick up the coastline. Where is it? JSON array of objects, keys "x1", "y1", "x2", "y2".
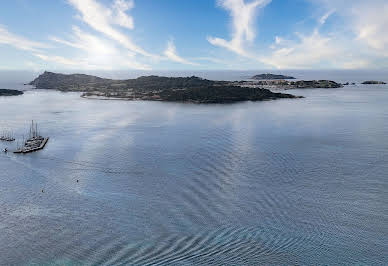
[{"x1": 80, "y1": 93, "x2": 303, "y2": 103}]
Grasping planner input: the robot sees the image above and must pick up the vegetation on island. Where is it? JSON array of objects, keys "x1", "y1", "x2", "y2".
[
  {"x1": 29, "y1": 72, "x2": 302, "y2": 103},
  {"x1": 0, "y1": 89, "x2": 24, "y2": 96}
]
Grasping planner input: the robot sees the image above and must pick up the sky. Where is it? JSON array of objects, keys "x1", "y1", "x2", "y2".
[{"x1": 0, "y1": 0, "x2": 388, "y2": 71}]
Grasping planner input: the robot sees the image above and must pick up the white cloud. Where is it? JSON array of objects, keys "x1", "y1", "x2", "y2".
[
  {"x1": 260, "y1": 0, "x2": 388, "y2": 69},
  {"x1": 351, "y1": 2, "x2": 388, "y2": 55},
  {"x1": 51, "y1": 26, "x2": 125, "y2": 56},
  {"x1": 262, "y1": 30, "x2": 342, "y2": 69},
  {"x1": 319, "y1": 9, "x2": 335, "y2": 25},
  {"x1": 67, "y1": 0, "x2": 153, "y2": 57},
  {"x1": 66, "y1": 0, "x2": 201, "y2": 66},
  {"x1": 113, "y1": 0, "x2": 135, "y2": 30},
  {"x1": 208, "y1": 0, "x2": 271, "y2": 56},
  {"x1": 164, "y1": 40, "x2": 198, "y2": 65},
  {"x1": 0, "y1": 25, "x2": 50, "y2": 52},
  {"x1": 0, "y1": 0, "x2": 190, "y2": 70},
  {"x1": 0, "y1": 25, "x2": 89, "y2": 69},
  {"x1": 312, "y1": 0, "x2": 388, "y2": 57},
  {"x1": 207, "y1": 0, "x2": 387, "y2": 69},
  {"x1": 50, "y1": 26, "x2": 150, "y2": 70},
  {"x1": 275, "y1": 36, "x2": 284, "y2": 45},
  {"x1": 262, "y1": 28, "x2": 377, "y2": 70}
]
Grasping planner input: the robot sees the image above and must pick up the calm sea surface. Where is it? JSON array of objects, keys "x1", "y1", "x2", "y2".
[{"x1": 0, "y1": 71, "x2": 387, "y2": 265}]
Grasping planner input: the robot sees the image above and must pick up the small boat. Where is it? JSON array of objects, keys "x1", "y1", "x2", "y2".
[
  {"x1": 0, "y1": 130, "x2": 15, "y2": 142},
  {"x1": 3, "y1": 148, "x2": 7, "y2": 153}
]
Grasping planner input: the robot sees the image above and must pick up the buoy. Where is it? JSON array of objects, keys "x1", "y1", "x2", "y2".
[
  {"x1": 41, "y1": 189, "x2": 44, "y2": 193},
  {"x1": 76, "y1": 180, "x2": 79, "y2": 183}
]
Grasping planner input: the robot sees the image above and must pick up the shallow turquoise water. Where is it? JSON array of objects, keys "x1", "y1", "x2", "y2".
[{"x1": 0, "y1": 74, "x2": 387, "y2": 265}]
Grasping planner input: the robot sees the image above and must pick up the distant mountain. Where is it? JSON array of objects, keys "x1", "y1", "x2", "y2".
[
  {"x1": 29, "y1": 72, "x2": 302, "y2": 103},
  {"x1": 0, "y1": 89, "x2": 23, "y2": 96},
  {"x1": 251, "y1": 73, "x2": 296, "y2": 80}
]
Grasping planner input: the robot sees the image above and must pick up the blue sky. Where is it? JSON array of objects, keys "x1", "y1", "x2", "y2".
[{"x1": 0, "y1": 0, "x2": 387, "y2": 70}]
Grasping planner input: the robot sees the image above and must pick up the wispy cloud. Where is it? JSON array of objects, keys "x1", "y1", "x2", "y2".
[
  {"x1": 67, "y1": 0, "x2": 195, "y2": 66},
  {"x1": 41, "y1": 0, "x2": 156, "y2": 69},
  {"x1": 67, "y1": 0, "x2": 153, "y2": 57},
  {"x1": 351, "y1": 1, "x2": 388, "y2": 56},
  {"x1": 208, "y1": 0, "x2": 346, "y2": 69},
  {"x1": 318, "y1": 9, "x2": 335, "y2": 25},
  {"x1": 313, "y1": 0, "x2": 388, "y2": 57},
  {"x1": 51, "y1": 26, "x2": 124, "y2": 55},
  {"x1": 208, "y1": 0, "x2": 271, "y2": 56},
  {"x1": 262, "y1": 30, "x2": 342, "y2": 69},
  {"x1": 1, "y1": 0, "x2": 193, "y2": 70},
  {"x1": 2, "y1": 0, "x2": 387, "y2": 70},
  {"x1": 0, "y1": 25, "x2": 50, "y2": 52},
  {"x1": 164, "y1": 40, "x2": 198, "y2": 65},
  {"x1": 262, "y1": 18, "x2": 376, "y2": 69},
  {"x1": 0, "y1": 25, "x2": 81, "y2": 69},
  {"x1": 50, "y1": 26, "x2": 150, "y2": 70},
  {"x1": 113, "y1": 0, "x2": 135, "y2": 30},
  {"x1": 207, "y1": 0, "x2": 387, "y2": 69}
]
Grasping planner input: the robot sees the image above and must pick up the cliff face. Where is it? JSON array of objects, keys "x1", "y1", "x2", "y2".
[{"x1": 29, "y1": 72, "x2": 302, "y2": 103}]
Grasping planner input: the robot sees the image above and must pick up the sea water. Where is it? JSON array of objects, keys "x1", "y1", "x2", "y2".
[{"x1": 0, "y1": 70, "x2": 387, "y2": 265}]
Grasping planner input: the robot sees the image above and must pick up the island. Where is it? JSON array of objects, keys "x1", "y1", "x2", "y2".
[
  {"x1": 251, "y1": 73, "x2": 296, "y2": 80},
  {"x1": 0, "y1": 89, "x2": 24, "y2": 96},
  {"x1": 29, "y1": 71, "x2": 303, "y2": 103},
  {"x1": 233, "y1": 79, "x2": 343, "y2": 90},
  {"x1": 361, "y1": 81, "x2": 387, "y2": 85}
]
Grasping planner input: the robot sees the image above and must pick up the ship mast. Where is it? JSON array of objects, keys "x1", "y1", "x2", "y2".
[
  {"x1": 29, "y1": 121, "x2": 32, "y2": 139},
  {"x1": 30, "y1": 120, "x2": 36, "y2": 138}
]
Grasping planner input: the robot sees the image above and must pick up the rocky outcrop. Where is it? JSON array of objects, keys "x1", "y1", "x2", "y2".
[
  {"x1": 0, "y1": 89, "x2": 24, "y2": 96},
  {"x1": 291, "y1": 80, "x2": 342, "y2": 88},
  {"x1": 361, "y1": 81, "x2": 386, "y2": 84}
]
